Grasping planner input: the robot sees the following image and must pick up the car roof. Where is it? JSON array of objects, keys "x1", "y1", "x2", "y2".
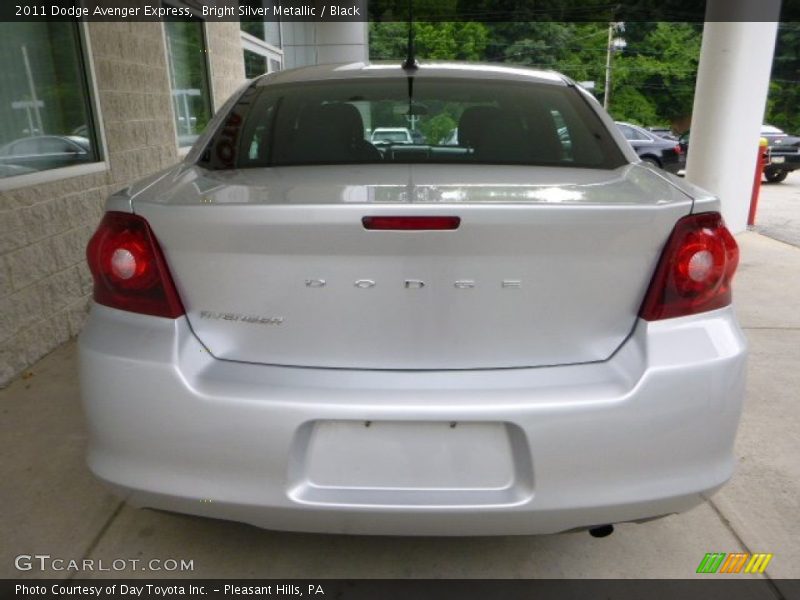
[
  {"x1": 615, "y1": 121, "x2": 656, "y2": 133},
  {"x1": 255, "y1": 62, "x2": 568, "y2": 87}
]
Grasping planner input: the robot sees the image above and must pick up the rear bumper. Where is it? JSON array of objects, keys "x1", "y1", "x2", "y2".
[
  {"x1": 662, "y1": 153, "x2": 686, "y2": 174},
  {"x1": 767, "y1": 152, "x2": 800, "y2": 172},
  {"x1": 78, "y1": 304, "x2": 747, "y2": 535}
]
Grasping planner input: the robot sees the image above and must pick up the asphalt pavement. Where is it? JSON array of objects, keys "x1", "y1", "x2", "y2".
[{"x1": 756, "y1": 170, "x2": 800, "y2": 247}]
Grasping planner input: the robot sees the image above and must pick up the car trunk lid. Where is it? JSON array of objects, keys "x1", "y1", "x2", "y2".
[{"x1": 132, "y1": 163, "x2": 692, "y2": 369}]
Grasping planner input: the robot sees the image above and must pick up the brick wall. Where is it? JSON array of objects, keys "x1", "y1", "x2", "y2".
[
  {"x1": 0, "y1": 21, "x2": 245, "y2": 387},
  {"x1": 1, "y1": 172, "x2": 107, "y2": 385},
  {"x1": 91, "y1": 22, "x2": 180, "y2": 187}
]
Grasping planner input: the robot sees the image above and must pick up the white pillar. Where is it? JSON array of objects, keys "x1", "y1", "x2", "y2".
[
  {"x1": 314, "y1": 22, "x2": 368, "y2": 64},
  {"x1": 685, "y1": 2, "x2": 780, "y2": 233},
  {"x1": 282, "y1": 22, "x2": 368, "y2": 69}
]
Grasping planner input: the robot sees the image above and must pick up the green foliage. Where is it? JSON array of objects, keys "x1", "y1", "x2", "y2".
[
  {"x1": 767, "y1": 24, "x2": 800, "y2": 133},
  {"x1": 369, "y1": 22, "x2": 409, "y2": 60},
  {"x1": 419, "y1": 112, "x2": 457, "y2": 144},
  {"x1": 422, "y1": 22, "x2": 489, "y2": 61},
  {"x1": 605, "y1": 87, "x2": 659, "y2": 126},
  {"x1": 500, "y1": 22, "x2": 608, "y2": 81},
  {"x1": 611, "y1": 23, "x2": 701, "y2": 126},
  {"x1": 370, "y1": 22, "x2": 488, "y2": 61},
  {"x1": 369, "y1": 20, "x2": 799, "y2": 133}
]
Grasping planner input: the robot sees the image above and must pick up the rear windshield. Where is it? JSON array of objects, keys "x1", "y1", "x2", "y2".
[{"x1": 198, "y1": 78, "x2": 626, "y2": 170}]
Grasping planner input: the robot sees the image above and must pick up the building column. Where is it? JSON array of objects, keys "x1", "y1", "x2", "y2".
[
  {"x1": 685, "y1": 2, "x2": 781, "y2": 233},
  {"x1": 314, "y1": 21, "x2": 368, "y2": 64},
  {"x1": 283, "y1": 22, "x2": 368, "y2": 69}
]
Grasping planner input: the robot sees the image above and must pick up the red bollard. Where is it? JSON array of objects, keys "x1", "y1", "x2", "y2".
[{"x1": 748, "y1": 137, "x2": 769, "y2": 227}]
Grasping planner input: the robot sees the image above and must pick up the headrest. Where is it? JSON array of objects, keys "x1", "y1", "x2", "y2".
[
  {"x1": 299, "y1": 103, "x2": 365, "y2": 143},
  {"x1": 458, "y1": 106, "x2": 506, "y2": 148}
]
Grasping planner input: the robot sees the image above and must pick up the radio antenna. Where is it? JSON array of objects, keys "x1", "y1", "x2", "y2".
[
  {"x1": 401, "y1": 0, "x2": 418, "y2": 71},
  {"x1": 401, "y1": 0, "x2": 418, "y2": 129}
]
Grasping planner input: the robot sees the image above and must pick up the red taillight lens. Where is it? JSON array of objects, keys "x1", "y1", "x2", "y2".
[
  {"x1": 674, "y1": 144, "x2": 683, "y2": 155},
  {"x1": 362, "y1": 216, "x2": 461, "y2": 230},
  {"x1": 86, "y1": 212, "x2": 185, "y2": 318},
  {"x1": 639, "y1": 212, "x2": 739, "y2": 321}
]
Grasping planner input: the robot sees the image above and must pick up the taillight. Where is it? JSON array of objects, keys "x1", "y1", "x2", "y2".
[
  {"x1": 674, "y1": 144, "x2": 683, "y2": 155},
  {"x1": 639, "y1": 212, "x2": 739, "y2": 321},
  {"x1": 86, "y1": 212, "x2": 184, "y2": 318}
]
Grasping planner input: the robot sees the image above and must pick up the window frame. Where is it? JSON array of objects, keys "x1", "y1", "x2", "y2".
[
  {"x1": 198, "y1": 78, "x2": 629, "y2": 171},
  {"x1": 240, "y1": 23, "x2": 283, "y2": 78},
  {"x1": 619, "y1": 123, "x2": 654, "y2": 142},
  {"x1": 162, "y1": 2, "x2": 215, "y2": 152},
  {"x1": 0, "y1": 22, "x2": 109, "y2": 192}
]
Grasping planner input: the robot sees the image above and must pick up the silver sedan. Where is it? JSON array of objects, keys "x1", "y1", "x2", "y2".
[{"x1": 79, "y1": 62, "x2": 745, "y2": 536}]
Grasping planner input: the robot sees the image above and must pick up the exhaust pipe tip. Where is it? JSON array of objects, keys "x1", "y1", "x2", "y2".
[{"x1": 589, "y1": 524, "x2": 614, "y2": 538}]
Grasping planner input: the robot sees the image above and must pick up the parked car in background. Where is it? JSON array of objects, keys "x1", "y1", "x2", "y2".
[
  {"x1": 615, "y1": 122, "x2": 685, "y2": 174},
  {"x1": 760, "y1": 125, "x2": 800, "y2": 183},
  {"x1": 371, "y1": 127, "x2": 414, "y2": 145},
  {"x1": 410, "y1": 129, "x2": 426, "y2": 144},
  {"x1": 0, "y1": 164, "x2": 37, "y2": 178},
  {"x1": 0, "y1": 135, "x2": 93, "y2": 174},
  {"x1": 646, "y1": 126, "x2": 678, "y2": 141},
  {"x1": 80, "y1": 62, "x2": 745, "y2": 536},
  {"x1": 678, "y1": 125, "x2": 800, "y2": 183}
]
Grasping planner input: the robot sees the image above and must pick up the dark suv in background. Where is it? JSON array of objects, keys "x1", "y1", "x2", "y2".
[
  {"x1": 760, "y1": 125, "x2": 800, "y2": 183},
  {"x1": 616, "y1": 122, "x2": 685, "y2": 174}
]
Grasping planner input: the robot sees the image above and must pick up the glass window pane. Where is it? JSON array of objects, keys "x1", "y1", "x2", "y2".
[
  {"x1": 165, "y1": 17, "x2": 213, "y2": 147},
  {"x1": 244, "y1": 50, "x2": 268, "y2": 79},
  {"x1": 619, "y1": 124, "x2": 650, "y2": 141},
  {"x1": 199, "y1": 79, "x2": 626, "y2": 170},
  {"x1": 550, "y1": 109, "x2": 573, "y2": 161},
  {"x1": 12, "y1": 139, "x2": 40, "y2": 154},
  {"x1": 0, "y1": 22, "x2": 99, "y2": 178},
  {"x1": 618, "y1": 125, "x2": 635, "y2": 140},
  {"x1": 240, "y1": 1, "x2": 281, "y2": 48},
  {"x1": 240, "y1": 20, "x2": 265, "y2": 40}
]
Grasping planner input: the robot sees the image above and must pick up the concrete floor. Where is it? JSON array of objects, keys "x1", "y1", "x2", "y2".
[
  {"x1": 2, "y1": 180, "x2": 799, "y2": 585},
  {"x1": 757, "y1": 171, "x2": 800, "y2": 247}
]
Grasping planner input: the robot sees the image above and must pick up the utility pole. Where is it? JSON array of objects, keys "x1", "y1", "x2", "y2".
[
  {"x1": 603, "y1": 22, "x2": 626, "y2": 111},
  {"x1": 603, "y1": 24, "x2": 613, "y2": 110}
]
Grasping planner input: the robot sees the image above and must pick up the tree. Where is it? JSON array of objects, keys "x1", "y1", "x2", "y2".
[
  {"x1": 420, "y1": 112, "x2": 457, "y2": 144},
  {"x1": 611, "y1": 23, "x2": 701, "y2": 128},
  {"x1": 767, "y1": 23, "x2": 800, "y2": 133},
  {"x1": 370, "y1": 19, "x2": 798, "y2": 133},
  {"x1": 370, "y1": 21, "x2": 489, "y2": 61}
]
